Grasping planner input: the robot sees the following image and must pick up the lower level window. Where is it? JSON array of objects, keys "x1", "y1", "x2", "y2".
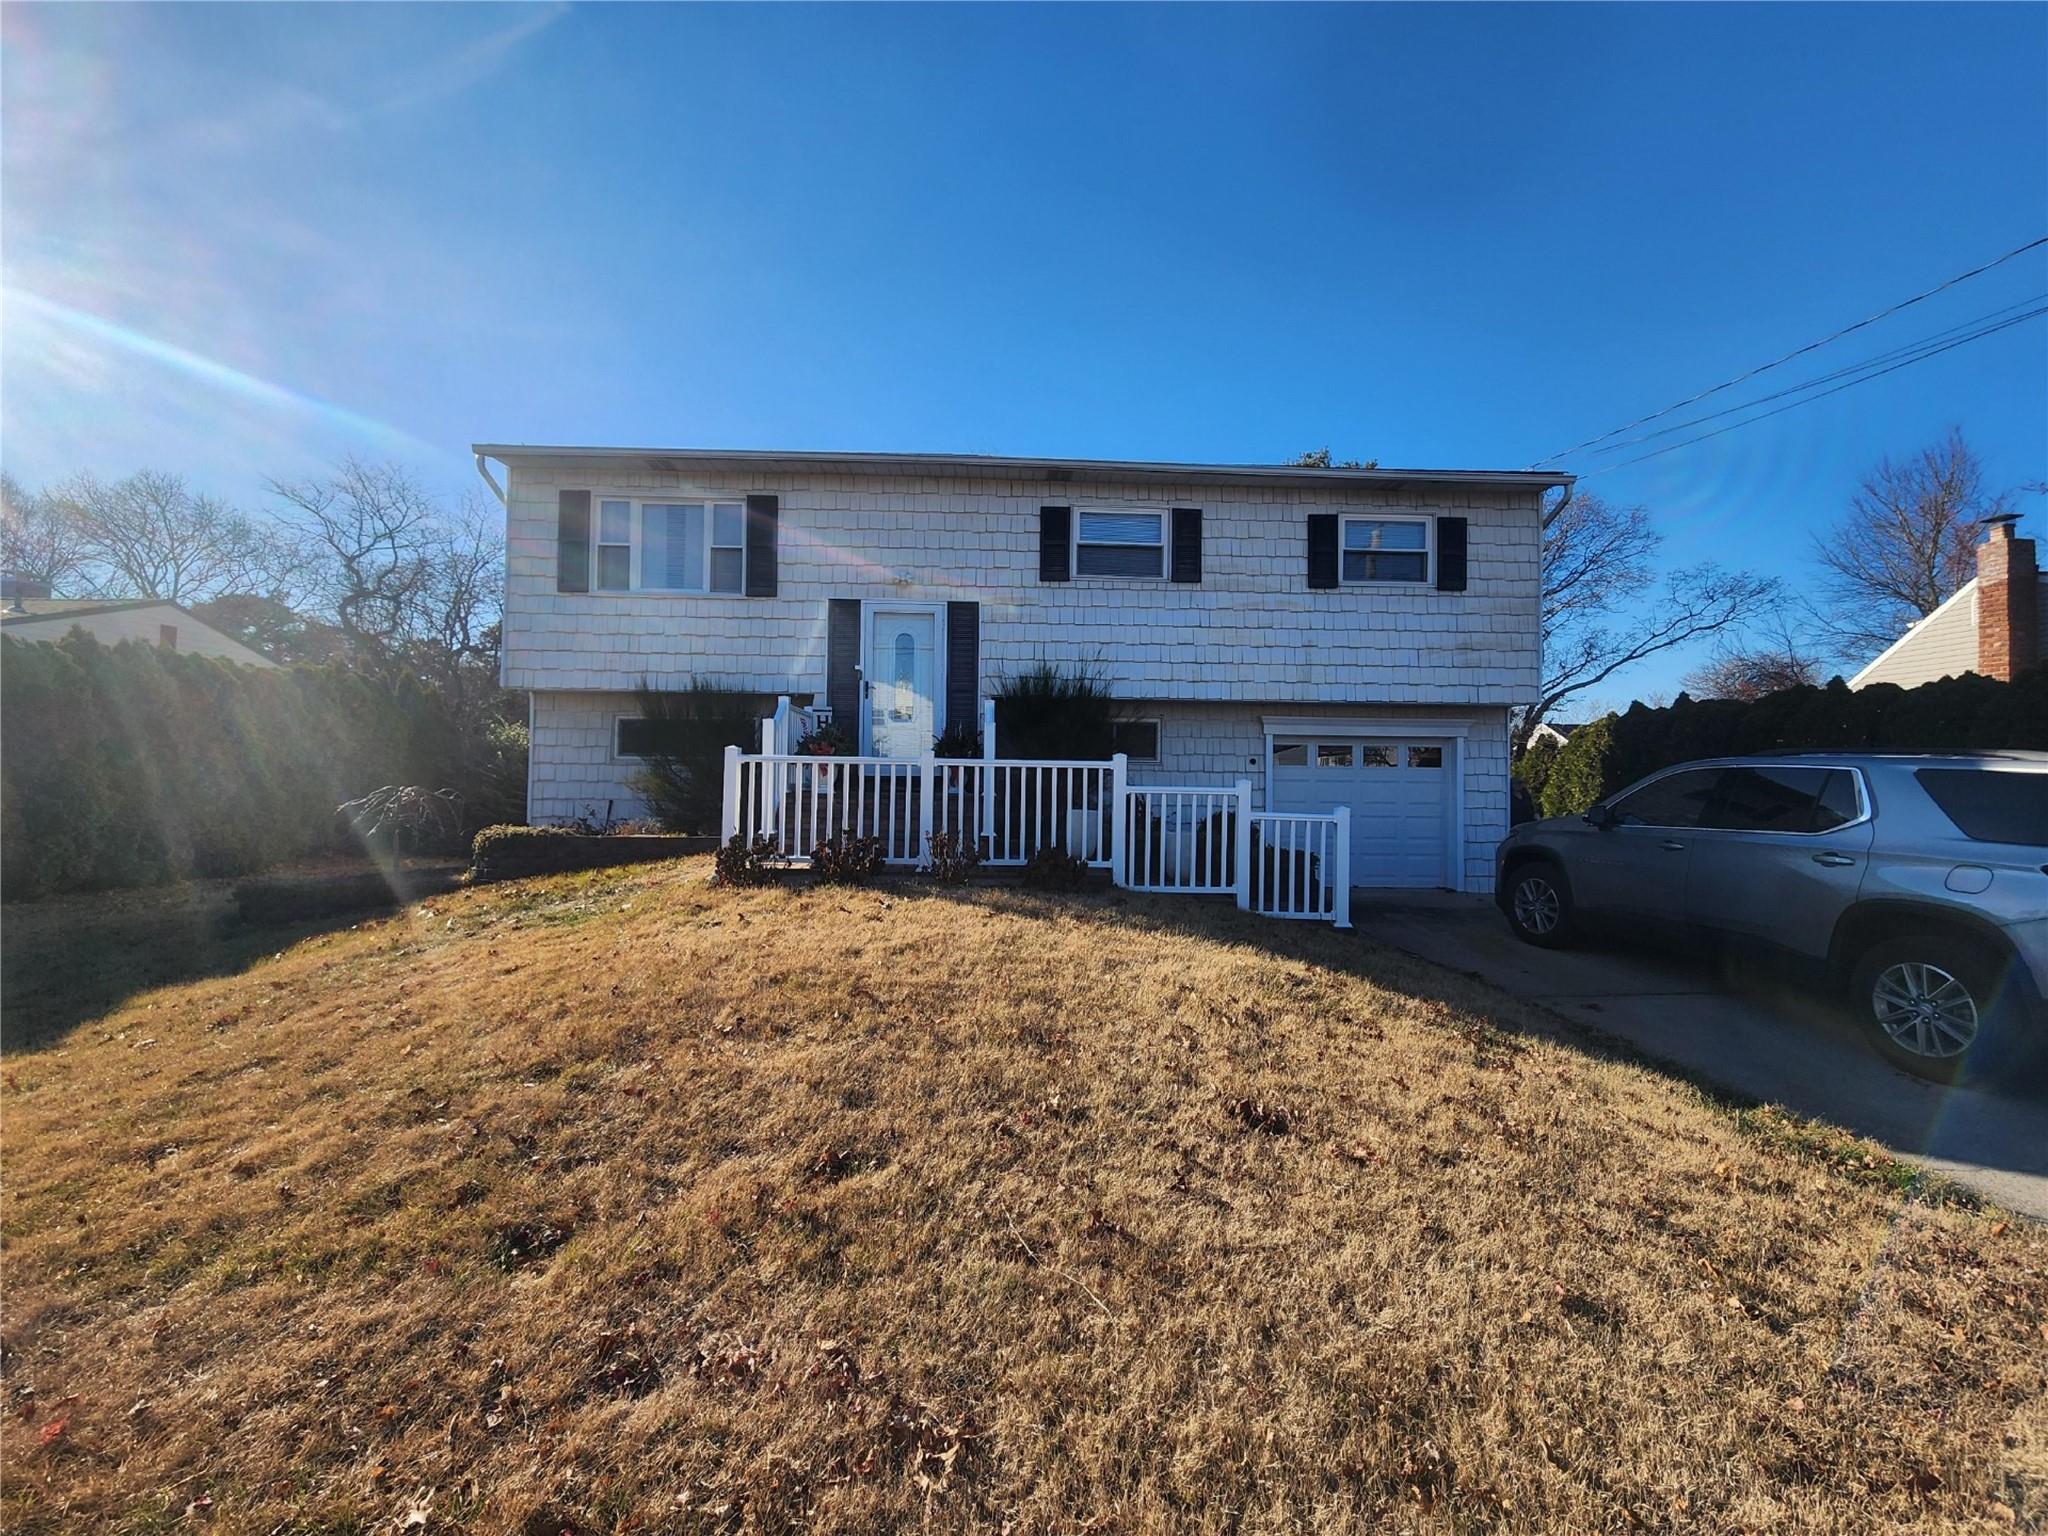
[
  {"x1": 616, "y1": 717, "x2": 697, "y2": 758},
  {"x1": 1111, "y1": 720, "x2": 1161, "y2": 762}
]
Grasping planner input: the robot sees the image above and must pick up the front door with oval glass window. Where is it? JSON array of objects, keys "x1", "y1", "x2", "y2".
[{"x1": 865, "y1": 608, "x2": 940, "y2": 758}]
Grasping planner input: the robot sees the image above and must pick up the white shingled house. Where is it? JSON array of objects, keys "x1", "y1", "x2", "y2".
[{"x1": 477, "y1": 445, "x2": 1572, "y2": 896}]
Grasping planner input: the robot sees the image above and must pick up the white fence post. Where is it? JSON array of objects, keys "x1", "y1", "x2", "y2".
[
  {"x1": 1109, "y1": 753, "x2": 1130, "y2": 887},
  {"x1": 918, "y1": 754, "x2": 937, "y2": 867},
  {"x1": 1233, "y1": 779, "x2": 1253, "y2": 910},
  {"x1": 1332, "y1": 805, "x2": 1352, "y2": 929},
  {"x1": 759, "y1": 716, "x2": 775, "y2": 754},
  {"x1": 720, "y1": 744, "x2": 742, "y2": 842},
  {"x1": 980, "y1": 698, "x2": 997, "y2": 854}
]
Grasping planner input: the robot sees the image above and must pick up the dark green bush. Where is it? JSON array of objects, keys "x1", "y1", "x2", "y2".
[
  {"x1": 1020, "y1": 847, "x2": 1088, "y2": 890},
  {"x1": 712, "y1": 833, "x2": 780, "y2": 887},
  {"x1": 924, "y1": 830, "x2": 983, "y2": 883},
  {"x1": 0, "y1": 632, "x2": 516, "y2": 898},
  {"x1": 1513, "y1": 733, "x2": 1560, "y2": 804},
  {"x1": 811, "y1": 832, "x2": 885, "y2": 885},
  {"x1": 625, "y1": 680, "x2": 765, "y2": 834},
  {"x1": 1536, "y1": 666, "x2": 2046, "y2": 816},
  {"x1": 469, "y1": 824, "x2": 705, "y2": 883},
  {"x1": 994, "y1": 663, "x2": 1114, "y2": 759}
]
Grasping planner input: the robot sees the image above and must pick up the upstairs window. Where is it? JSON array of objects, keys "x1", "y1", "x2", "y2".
[
  {"x1": 594, "y1": 498, "x2": 746, "y2": 594},
  {"x1": 1075, "y1": 510, "x2": 1165, "y2": 578},
  {"x1": 1341, "y1": 516, "x2": 1430, "y2": 584}
]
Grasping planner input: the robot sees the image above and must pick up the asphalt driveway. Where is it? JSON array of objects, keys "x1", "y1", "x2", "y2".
[{"x1": 1352, "y1": 891, "x2": 2048, "y2": 1220}]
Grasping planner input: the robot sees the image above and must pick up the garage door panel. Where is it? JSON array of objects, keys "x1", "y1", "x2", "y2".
[{"x1": 1272, "y1": 736, "x2": 1451, "y2": 889}]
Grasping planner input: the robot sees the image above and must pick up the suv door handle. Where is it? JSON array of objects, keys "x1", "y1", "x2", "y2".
[
  {"x1": 1812, "y1": 852, "x2": 1856, "y2": 867},
  {"x1": 1660, "y1": 840, "x2": 1687, "y2": 852}
]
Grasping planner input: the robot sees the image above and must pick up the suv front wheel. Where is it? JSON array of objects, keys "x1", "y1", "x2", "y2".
[
  {"x1": 1848, "y1": 933, "x2": 2013, "y2": 1083},
  {"x1": 1505, "y1": 860, "x2": 1576, "y2": 949}
]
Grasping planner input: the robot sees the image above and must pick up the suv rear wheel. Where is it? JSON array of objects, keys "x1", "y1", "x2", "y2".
[
  {"x1": 1505, "y1": 860, "x2": 1575, "y2": 949},
  {"x1": 1848, "y1": 933, "x2": 2014, "y2": 1083}
]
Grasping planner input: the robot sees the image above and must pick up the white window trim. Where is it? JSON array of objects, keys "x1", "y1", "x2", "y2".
[
  {"x1": 590, "y1": 493, "x2": 747, "y2": 597},
  {"x1": 1338, "y1": 513, "x2": 1433, "y2": 587},
  {"x1": 1112, "y1": 717, "x2": 1162, "y2": 763},
  {"x1": 1073, "y1": 506, "x2": 1168, "y2": 581}
]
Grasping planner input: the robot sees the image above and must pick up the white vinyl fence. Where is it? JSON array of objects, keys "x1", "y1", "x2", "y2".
[{"x1": 722, "y1": 734, "x2": 1351, "y2": 928}]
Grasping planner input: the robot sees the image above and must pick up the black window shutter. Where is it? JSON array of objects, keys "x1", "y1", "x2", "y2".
[
  {"x1": 826, "y1": 599, "x2": 861, "y2": 732},
  {"x1": 1306, "y1": 514, "x2": 1339, "y2": 590},
  {"x1": 945, "y1": 601, "x2": 980, "y2": 739},
  {"x1": 1171, "y1": 507, "x2": 1203, "y2": 583},
  {"x1": 557, "y1": 490, "x2": 591, "y2": 594},
  {"x1": 1039, "y1": 506, "x2": 1072, "y2": 582},
  {"x1": 1436, "y1": 516, "x2": 1468, "y2": 592},
  {"x1": 744, "y1": 495, "x2": 779, "y2": 597}
]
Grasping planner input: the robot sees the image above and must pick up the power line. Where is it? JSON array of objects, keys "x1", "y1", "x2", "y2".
[
  {"x1": 1576, "y1": 304, "x2": 2048, "y2": 480},
  {"x1": 1532, "y1": 234, "x2": 2048, "y2": 466},
  {"x1": 1574, "y1": 291, "x2": 2048, "y2": 461}
]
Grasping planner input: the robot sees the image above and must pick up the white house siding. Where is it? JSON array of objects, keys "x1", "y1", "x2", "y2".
[
  {"x1": 532, "y1": 689, "x2": 1511, "y2": 892},
  {"x1": 529, "y1": 691, "x2": 653, "y2": 827},
  {"x1": 499, "y1": 460, "x2": 1542, "y2": 705}
]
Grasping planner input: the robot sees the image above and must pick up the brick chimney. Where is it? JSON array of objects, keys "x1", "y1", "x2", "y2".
[{"x1": 1975, "y1": 513, "x2": 2038, "y2": 681}]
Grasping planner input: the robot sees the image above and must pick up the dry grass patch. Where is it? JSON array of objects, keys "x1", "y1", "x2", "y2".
[{"x1": 3, "y1": 859, "x2": 2045, "y2": 1534}]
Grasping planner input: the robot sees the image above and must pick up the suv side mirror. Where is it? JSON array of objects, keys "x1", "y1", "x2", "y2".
[{"x1": 1583, "y1": 802, "x2": 1616, "y2": 830}]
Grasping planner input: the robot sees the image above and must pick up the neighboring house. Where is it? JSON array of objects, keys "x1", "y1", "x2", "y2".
[
  {"x1": 1850, "y1": 514, "x2": 2043, "y2": 690},
  {"x1": 0, "y1": 589, "x2": 276, "y2": 668},
  {"x1": 1527, "y1": 720, "x2": 1584, "y2": 751},
  {"x1": 478, "y1": 445, "x2": 1572, "y2": 892}
]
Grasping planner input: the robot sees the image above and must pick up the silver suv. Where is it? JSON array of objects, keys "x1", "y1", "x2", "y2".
[{"x1": 1496, "y1": 753, "x2": 2048, "y2": 1082}]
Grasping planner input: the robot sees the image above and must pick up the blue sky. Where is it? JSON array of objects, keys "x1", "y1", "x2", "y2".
[{"x1": 4, "y1": 2, "x2": 2044, "y2": 702}]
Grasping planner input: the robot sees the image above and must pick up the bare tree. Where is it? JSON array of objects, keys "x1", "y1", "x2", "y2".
[
  {"x1": 269, "y1": 458, "x2": 443, "y2": 665},
  {"x1": 1812, "y1": 429, "x2": 2012, "y2": 658},
  {"x1": 1516, "y1": 491, "x2": 1777, "y2": 748},
  {"x1": 46, "y1": 470, "x2": 280, "y2": 603},
  {"x1": 1681, "y1": 649, "x2": 1822, "y2": 701},
  {"x1": 1681, "y1": 610, "x2": 1825, "y2": 700},
  {"x1": 0, "y1": 473, "x2": 92, "y2": 594},
  {"x1": 403, "y1": 493, "x2": 506, "y2": 705}
]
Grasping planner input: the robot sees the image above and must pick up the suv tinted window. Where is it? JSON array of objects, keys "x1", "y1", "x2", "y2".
[
  {"x1": 1609, "y1": 768, "x2": 1722, "y2": 828},
  {"x1": 1705, "y1": 766, "x2": 1860, "y2": 833},
  {"x1": 1915, "y1": 769, "x2": 2048, "y2": 846},
  {"x1": 1812, "y1": 770, "x2": 1860, "y2": 832}
]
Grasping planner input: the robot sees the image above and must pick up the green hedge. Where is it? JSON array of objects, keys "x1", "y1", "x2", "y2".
[
  {"x1": 1537, "y1": 667, "x2": 2048, "y2": 818},
  {"x1": 0, "y1": 632, "x2": 512, "y2": 898},
  {"x1": 469, "y1": 825, "x2": 714, "y2": 883}
]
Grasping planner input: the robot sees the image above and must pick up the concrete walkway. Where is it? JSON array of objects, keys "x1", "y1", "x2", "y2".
[{"x1": 1351, "y1": 891, "x2": 2048, "y2": 1220}]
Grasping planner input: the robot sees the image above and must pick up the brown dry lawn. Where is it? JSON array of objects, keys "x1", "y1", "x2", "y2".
[{"x1": 3, "y1": 858, "x2": 2045, "y2": 1534}]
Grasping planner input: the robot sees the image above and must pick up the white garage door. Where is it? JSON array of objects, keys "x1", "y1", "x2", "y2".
[{"x1": 1270, "y1": 737, "x2": 1451, "y2": 888}]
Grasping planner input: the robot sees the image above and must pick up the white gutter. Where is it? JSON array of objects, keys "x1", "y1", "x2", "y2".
[{"x1": 474, "y1": 452, "x2": 507, "y2": 507}]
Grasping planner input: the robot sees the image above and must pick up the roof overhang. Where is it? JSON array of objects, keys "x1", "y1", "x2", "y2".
[{"x1": 470, "y1": 444, "x2": 1574, "y2": 494}]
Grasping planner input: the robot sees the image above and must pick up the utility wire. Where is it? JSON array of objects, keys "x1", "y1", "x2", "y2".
[
  {"x1": 1574, "y1": 291, "x2": 2048, "y2": 460},
  {"x1": 1576, "y1": 304, "x2": 2048, "y2": 480},
  {"x1": 1532, "y1": 234, "x2": 2048, "y2": 466}
]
